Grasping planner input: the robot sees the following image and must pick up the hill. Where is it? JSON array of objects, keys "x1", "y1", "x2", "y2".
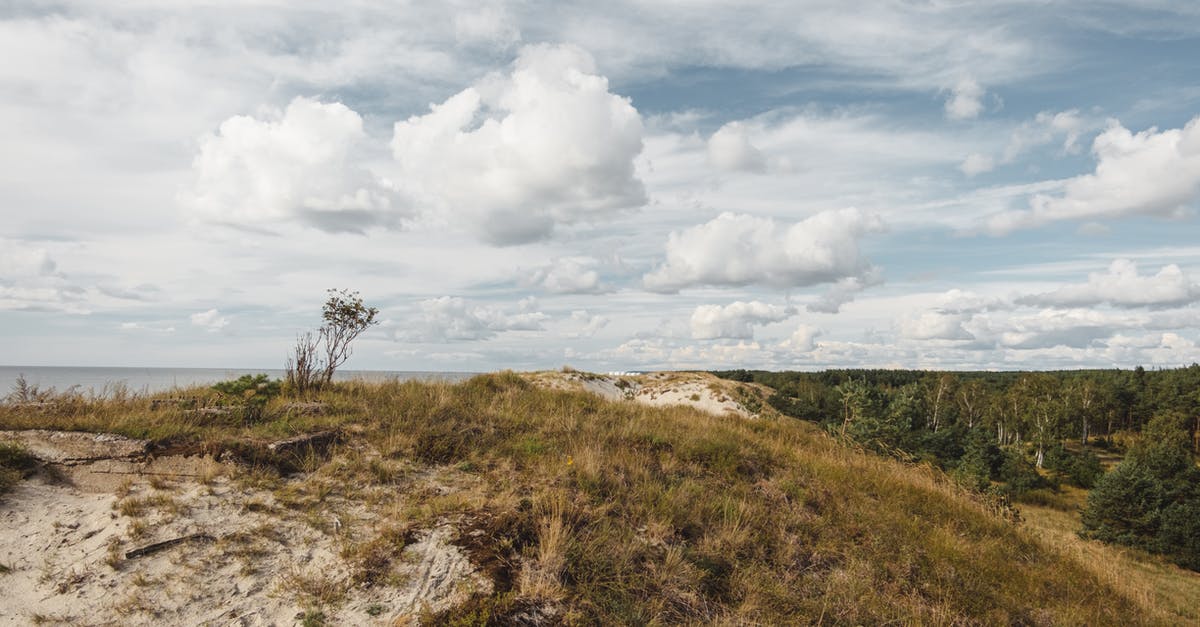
[{"x1": 0, "y1": 372, "x2": 1166, "y2": 624}]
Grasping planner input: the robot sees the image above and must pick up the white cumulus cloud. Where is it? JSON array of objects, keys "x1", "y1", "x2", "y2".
[
  {"x1": 707, "y1": 121, "x2": 767, "y2": 173},
  {"x1": 779, "y1": 324, "x2": 822, "y2": 352},
  {"x1": 391, "y1": 43, "x2": 646, "y2": 245},
  {"x1": 1017, "y1": 259, "x2": 1200, "y2": 309},
  {"x1": 988, "y1": 116, "x2": 1200, "y2": 233},
  {"x1": 526, "y1": 257, "x2": 606, "y2": 294},
  {"x1": 569, "y1": 310, "x2": 609, "y2": 337},
  {"x1": 994, "y1": 308, "x2": 1127, "y2": 350},
  {"x1": 944, "y1": 77, "x2": 985, "y2": 120},
  {"x1": 690, "y1": 300, "x2": 794, "y2": 340},
  {"x1": 185, "y1": 97, "x2": 407, "y2": 233},
  {"x1": 644, "y1": 208, "x2": 883, "y2": 293},
  {"x1": 807, "y1": 269, "x2": 883, "y2": 313},
  {"x1": 900, "y1": 312, "x2": 974, "y2": 341},
  {"x1": 395, "y1": 296, "x2": 548, "y2": 342},
  {"x1": 190, "y1": 309, "x2": 229, "y2": 332}
]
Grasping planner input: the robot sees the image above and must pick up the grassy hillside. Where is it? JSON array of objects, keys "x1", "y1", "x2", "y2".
[
  {"x1": 0, "y1": 373, "x2": 1164, "y2": 624},
  {"x1": 1020, "y1": 486, "x2": 1200, "y2": 625}
]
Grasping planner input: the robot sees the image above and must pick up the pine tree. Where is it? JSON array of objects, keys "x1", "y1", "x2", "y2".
[{"x1": 1081, "y1": 411, "x2": 1200, "y2": 570}]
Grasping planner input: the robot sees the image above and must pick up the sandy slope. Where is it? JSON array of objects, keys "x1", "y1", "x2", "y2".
[
  {"x1": 0, "y1": 370, "x2": 766, "y2": 624},
  {"x1": 0, "y1": 458, "x2": 489, "y2": 625},
  {"x1": 528, "y1": 370, "x2": 768, "y2": 418}
]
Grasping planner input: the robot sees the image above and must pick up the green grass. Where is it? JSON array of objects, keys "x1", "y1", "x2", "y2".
[{"x1": 0, "y1": 373, "x2": 1162, "y2": 624}]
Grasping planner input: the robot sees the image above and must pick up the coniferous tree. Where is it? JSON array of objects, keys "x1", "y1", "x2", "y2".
[{"x1": 1081, "y1": 411, "x2": 1200, "y2": 570}]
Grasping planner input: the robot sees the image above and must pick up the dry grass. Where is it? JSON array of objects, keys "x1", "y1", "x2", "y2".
[
  {"x1": 341, "y1": 524, "x2": 411, "y2": 587},
  {"x1": 0, "y1": 442, "x2": 35, "y2": 496},
  {"x1": 115, "y1": 493, "x2": 183, "y2": 518},
  {"x1": 0, "y1": 383, "x2": 342, "y2": 449},
  {"x1": 281, "y1": 566, "x2": 348, "y2": 607},
  {"x1": 0, "y1": 372, "x2": 1168, "y2": 624},
  {"x1": 1020, "y1": 485, "x2": 1200, "y2": 625},
  {"x1": 517, "y1": 493, "x2": 571, "y2": 601}
]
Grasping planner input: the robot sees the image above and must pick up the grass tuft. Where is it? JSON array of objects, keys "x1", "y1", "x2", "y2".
[{"x1": 0, "y1": 442, "x2": 36, "y2": 496}]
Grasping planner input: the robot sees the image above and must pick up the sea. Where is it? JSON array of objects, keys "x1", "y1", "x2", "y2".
[{"x1": 0, "y1": 366, "x2": 479, "y2": 397}]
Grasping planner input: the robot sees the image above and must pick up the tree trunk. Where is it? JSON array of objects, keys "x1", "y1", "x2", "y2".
[
  {"x1": 931, "y1": 381, "x2": 946, "y2": 433},
  {"x1": 840, "y1": 395, "x2": 851, "y2": 437}
]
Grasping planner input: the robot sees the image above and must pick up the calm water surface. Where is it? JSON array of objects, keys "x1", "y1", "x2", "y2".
[{"x1": 0, "y1": 366, "x2": 479, "y2": 397}]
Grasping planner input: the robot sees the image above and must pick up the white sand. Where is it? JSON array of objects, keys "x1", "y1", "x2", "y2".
[
  {"x1": 0, "y1": 457, "x2": 489, "y2": 625},
  {"x1": 529, "y1": 370, "x2": 766, "y2": 418}
]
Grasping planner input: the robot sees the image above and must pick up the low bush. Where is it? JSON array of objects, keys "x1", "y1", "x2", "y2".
[
  {"x1": 1045, "y1": 444, "x2": 1105, "y2": 488},
  {"x1": 996, "y1": 448, "x2": 1053, "y2": 496},
  {"x1": 212, "y1": 374, "x2": 282, "y2": 422},
  {"x1": 0, "y1": 442, "x2": 36, "y2": 496}
]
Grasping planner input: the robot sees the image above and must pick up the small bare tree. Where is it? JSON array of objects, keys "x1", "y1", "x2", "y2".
[
  {"x1": 285, "y1": 289, "x2": 379, "y2": 395},
  {"x1": 285, "y1": 331, "x2": 321, "y2": 395},
  {"x1": 318, "y1": 289, "x2": 379, "y2": 385}
]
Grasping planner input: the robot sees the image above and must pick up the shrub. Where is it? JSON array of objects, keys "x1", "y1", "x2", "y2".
[
  {"x1": 996, "y1": 448, "x2": 1052, "y2": 496},
  {"x1": 911, "y1": 425, "x2": 968, "y2": 467},
  {"x1": 1157, "y1": 500, "x2": 1200, "y2": 571},
  {"x1": 212, "y1": 374, "x2": 282, "y2": 422},
  {"x1": 959, "y1": 429, "x2": 1004, "y2": 478},
  {"x1": 1081, "y1": 412, "x2": 1200, "y2": 570},
  {"x1": 1045, "y1": 445, "x2": 1104, "y2": 488},
  {"x1": 766, "y1": 392, "x2": 820, "y2": 422},
  {"x1": 285, "y1": 332, "x2": 322, "y2": 396},
  {"x1": 1081, "y1": 461, "x2": 1165, "y2": 546}
]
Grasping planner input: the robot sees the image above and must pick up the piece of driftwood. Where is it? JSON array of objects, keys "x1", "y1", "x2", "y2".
[
  {"x1": 266, "y1": 430, "x2": 339, "y2": 456},
  {"x1": 0, "y1": 430, "x2": 150, "y2": 465},
  {"x1": 280, "y1": 401, "x2": 329, "y2": 416},
  {"x1": 150, "y1": 398, "x2": 197, "y2": 410},
  {"x1": 8, "y1": 401, "x2": 60, "y2": 411},
  {"x1": 184, "y1": 407, "x2": 234, "y2": 418},
  {"x1": 124, "y1": 533, "x2": 214, "y2": 559}
]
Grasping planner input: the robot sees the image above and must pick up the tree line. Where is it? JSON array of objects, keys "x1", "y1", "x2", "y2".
[
  {"x1": 717, "y1": 366, "x2": 1200, "y2": 461},
  {"x1": 714, "y1": 365, "x2": 1200, "y2": 570}
]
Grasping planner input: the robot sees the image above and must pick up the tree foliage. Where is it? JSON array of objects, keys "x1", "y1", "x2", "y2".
[
  {"x1": 1081, "y1": 412, "x2": 1200, "y2": 570},
  {"x1": 716, "y1": 366, "x2": 1200, "y2": 569},
  {"x1": 716, "y1": 365, "x2": 1200, "y2": 456},
  {"x1": 1044, "y1": 443, "x2": 1104, "y2": 488},
  {"x1": 317, "y1": 289, "x2": 379, "y2": 385},
  {"x1": 286, "y1": 289, "x2": 379, "y2": 395}
]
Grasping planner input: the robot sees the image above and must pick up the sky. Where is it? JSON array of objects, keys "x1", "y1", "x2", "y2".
[{"x1": 3, "y1": 1, "x2": 1200, "y2": 372}]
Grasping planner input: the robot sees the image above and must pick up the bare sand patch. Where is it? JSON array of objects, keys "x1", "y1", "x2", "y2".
[
  {"x1": 527, "y1": 370, "x2": 771, "y2": 418},
  {"x1": 0, "y1": 447, "x2": 490, "y2": 625}
]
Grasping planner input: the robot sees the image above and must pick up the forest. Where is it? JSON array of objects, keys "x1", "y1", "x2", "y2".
[{"x1": 714, "y1": 365, "x2": 1200, "y2": 571}]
